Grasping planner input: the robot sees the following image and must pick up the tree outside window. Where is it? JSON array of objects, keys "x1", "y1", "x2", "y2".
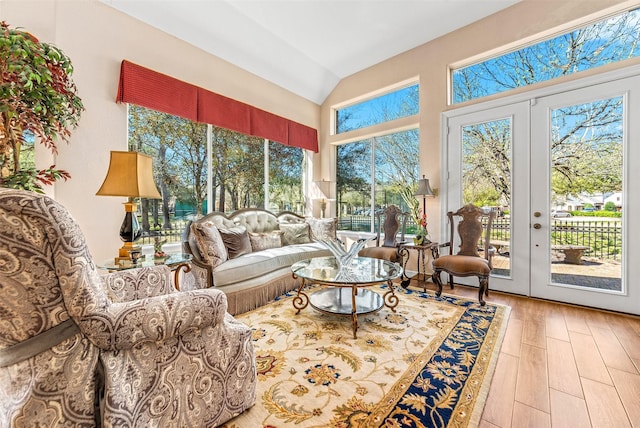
[{"x1": 127, "y1": 105, "x2": 304, "y2": 242}]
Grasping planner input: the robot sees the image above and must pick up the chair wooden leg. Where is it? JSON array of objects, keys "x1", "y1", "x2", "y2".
[
  {"x1": 478, "y1": 277, "x2": 488, "y2": 306},
  {"x1": 448, "y1": 273, "x2": 454, "y2": 289},
  {"x1": 432, "y1": 270, "x2": 444, "y2": 297}
]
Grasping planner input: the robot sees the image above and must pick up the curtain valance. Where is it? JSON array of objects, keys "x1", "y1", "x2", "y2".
[{"x1": 116, "y1": 60, "x2": 318, "y2": 152}]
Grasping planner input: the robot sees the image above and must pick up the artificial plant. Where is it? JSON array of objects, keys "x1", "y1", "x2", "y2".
[{"x1": 0, "y1": 21, "x2": 83, "y2": 192}]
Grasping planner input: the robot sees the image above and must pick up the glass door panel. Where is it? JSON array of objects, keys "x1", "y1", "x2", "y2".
[
  {"x1": 549, "y1": 97, "x2": 622, "y2": 291},
  {"x1": 531, "y1": 74, "x2": 640, "y2": 314},
  {"x1": 462, "y1": 118, "x2": 512, "y2": 277},
  {"x1": 446, "y1": 102, "x2": 530, "y2": 296}
]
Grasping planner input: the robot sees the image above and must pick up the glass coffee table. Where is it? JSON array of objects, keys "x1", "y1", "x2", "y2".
[{"x1": 291, "y1": 256, "x2": 403, "y2": 338}]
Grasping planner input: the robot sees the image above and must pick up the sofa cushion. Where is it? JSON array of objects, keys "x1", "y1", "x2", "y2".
[
  {"x1": 191, "y1": 221, "x2": 228, "y2": 268},
  {"x1": 279, "y1": 223, "x2": 312, "y2": 245},
  {"x1": 249, "y1": 231, "x2": 283, "y2": 251},
  {"x1": 219, "y1": 226, "x2": 252, "y2": 259},
  {"x1": 305, "y1": 217, "x2": 338, "y2": 241},
  {"x1": 212, "y1": 242, "x2": 331, "y2": 286}
]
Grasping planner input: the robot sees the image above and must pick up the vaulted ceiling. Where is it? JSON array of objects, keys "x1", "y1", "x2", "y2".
[{"x1": 101, "y1": 0, "x2": 521, "y2": 104}]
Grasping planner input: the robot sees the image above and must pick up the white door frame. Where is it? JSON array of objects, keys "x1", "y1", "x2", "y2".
[{"x1": 442, "y1": 64, "x2": 640, "y2": 314}]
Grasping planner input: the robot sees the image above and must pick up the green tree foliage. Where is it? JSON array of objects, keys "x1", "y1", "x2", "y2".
[
  {"x1": 128, "y1": 106, "x2": 207, "y2": 228},
  {"x1": 337, "y1": 141, "x2": 370, "y2": 213},
  {"x1": 462, "y1": 119, "x2": 511, "y2": 206},
  {"x1": 210, "y1": 126, "x2": 264, "y2": 211},
  {"x1": 604, "y1": 201, "x2": 616, "y2": 211},
  {"x1": 269, "y1": 142, "x2": 302, "y2": 212},
  {"x1": 336, "y1": 85, "x2": 420, "y2": 218},
  {"x1": 455, "y1": 13, "x2": 633, "y2": 206},
  {"x1": 454, "y1": 11, "x2": 640, "y2": 103},
  {"x1": 550, "y1": 98, "x2": 622, "y2": 197}
]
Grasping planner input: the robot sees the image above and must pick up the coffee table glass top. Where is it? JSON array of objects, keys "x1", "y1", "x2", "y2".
[{"x1": 291, "y1": 256, "x2": 403, "y2": 285}]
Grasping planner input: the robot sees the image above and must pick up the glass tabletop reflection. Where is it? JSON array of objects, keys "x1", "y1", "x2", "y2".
[{"x1": 291, "y1": 256, "x2": 403, "y2": 285}]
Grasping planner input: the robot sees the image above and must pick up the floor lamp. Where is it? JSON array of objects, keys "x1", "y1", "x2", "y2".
[{"x1": 96, "y1": 151, "x2": 162, "y2": 264}]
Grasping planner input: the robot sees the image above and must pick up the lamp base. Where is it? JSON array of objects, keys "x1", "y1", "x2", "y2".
[{"x1": 114, "y1": 242, "x2": 142, "y2": 266}]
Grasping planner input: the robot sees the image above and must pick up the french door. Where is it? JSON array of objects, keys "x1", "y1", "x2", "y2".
[
  {"x1": 446, "y1": 102, "x2": 530, "y2": 297},
  {"x1": 444, "y1": 68, "x2": 640, "y2": 314}
]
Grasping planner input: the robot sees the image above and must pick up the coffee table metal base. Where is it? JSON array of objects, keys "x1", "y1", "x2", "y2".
[{"x1": 293, "y1": 279, "x2": 398, "y2": 338}]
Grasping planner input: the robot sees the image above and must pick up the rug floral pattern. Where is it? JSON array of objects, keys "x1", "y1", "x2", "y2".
[{"x1": 223, "y1": 285, "x2": 509, "y2": 428}]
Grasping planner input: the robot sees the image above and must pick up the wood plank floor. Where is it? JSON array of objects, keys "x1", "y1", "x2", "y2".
[{"x1": 412, "y1": 281, "x2": 640, "y2": 428}]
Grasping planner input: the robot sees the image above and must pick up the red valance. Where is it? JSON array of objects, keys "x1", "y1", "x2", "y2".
[
  {"x1": 116, "y1": 61, "x2": 198, "y2": 121},
  {"x1": 116, "y1": 60, "x2": 318, "y2": 152},
  {"x1": 251, "y1": 108, "x2": 288, "y2": 144},
  {"x1": 197, "y1": 88, "x2": 251, "y2": 135}
]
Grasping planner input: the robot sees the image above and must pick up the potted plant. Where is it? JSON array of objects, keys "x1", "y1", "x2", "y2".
[{"x1": 0, "y1": 21, "x2": 83, "y2": 192}]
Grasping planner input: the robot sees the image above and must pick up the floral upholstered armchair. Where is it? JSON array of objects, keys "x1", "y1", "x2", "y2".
[{"x1": 0, "y1": 189, "x2": 256, "y2": 427}]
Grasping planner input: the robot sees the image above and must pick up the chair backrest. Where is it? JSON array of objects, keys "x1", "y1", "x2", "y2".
[
  {"x1": 446, "y1": 204, "x2": 495, "y2": 259},
  {"x1": 374, "y1": 205, "x2": 407, "y2": 247},
  {"x1": 0, "y1": 188, "x2": 102, "y2": 425}
]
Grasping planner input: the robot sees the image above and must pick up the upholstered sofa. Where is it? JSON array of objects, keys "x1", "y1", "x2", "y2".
[
  {"x1": 183, "y1": 209, "x2": 337, "y2": 315},
  {"x1": 0, "y1": 189, "x2": 256, "y2": 427}
]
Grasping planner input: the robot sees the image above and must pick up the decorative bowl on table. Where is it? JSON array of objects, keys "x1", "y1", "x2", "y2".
[{"x1": 320, "y1": 237, "x2": 374, "y2": 269}]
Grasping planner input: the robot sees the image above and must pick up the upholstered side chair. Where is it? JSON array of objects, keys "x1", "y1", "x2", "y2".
[
  {"x1": 359, "y1": 205, "x2": 408, "y2": 264},
  {"x1": 0, "y1": 188, "x2": 256, "y2": 427},
  {"x1": 432, "y1": 204, "x2": 496, "y2": 305}
]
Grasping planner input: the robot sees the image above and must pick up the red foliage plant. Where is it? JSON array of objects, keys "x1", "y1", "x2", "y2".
[{"x1": 0, "y1": 21, "x2": 83, "y2": 192}]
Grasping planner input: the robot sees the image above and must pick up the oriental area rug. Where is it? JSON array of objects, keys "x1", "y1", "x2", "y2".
[{"x1": 222, "y1": 284, "x2": 510, "y2": 428}]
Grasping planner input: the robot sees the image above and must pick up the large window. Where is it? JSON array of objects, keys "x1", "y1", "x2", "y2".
[
  {"x1": 335, "y1": 82, "x2": 420, "y2": 232},
  {"x1": 336, "y1": 83, "x2": 419, "y2": 133},
  {"x1": 128, "y1": 105, "x2": 305, "y2": 243},
  {"x1": 337, "y1": 129, "x2": 419, "y2": 232},
  {"x1": 452, "y1": 9, "x2": 640, "y2": 104}
]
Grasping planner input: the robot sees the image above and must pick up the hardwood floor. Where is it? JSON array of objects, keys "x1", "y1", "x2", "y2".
[{"x1": 415, "y1": 282, "x2": 640, "y2": 428}]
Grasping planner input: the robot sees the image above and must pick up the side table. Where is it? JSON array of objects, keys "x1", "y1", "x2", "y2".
[
  {"x1": 98, "y1": 253, "x2": 192, "y2": 290},
  {"x1": 398, "y1": 241, "x2": 439, "y2": 291}
]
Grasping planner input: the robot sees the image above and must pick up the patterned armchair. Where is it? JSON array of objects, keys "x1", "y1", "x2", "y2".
[{"x1": 0, "y1": 189, "x2": 256, "y2": 427}]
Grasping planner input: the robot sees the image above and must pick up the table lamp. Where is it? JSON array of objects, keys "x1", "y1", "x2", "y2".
[
  {"x1": 96, "y1": 151, "x2": 162, "y2": 263},
  {"x1": 414, "y1": 174, "x2": 435, "y2": 219}
]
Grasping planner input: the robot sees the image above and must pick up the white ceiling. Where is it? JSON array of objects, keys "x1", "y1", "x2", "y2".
[{"x1": 101, "y1": 0, "x2": 520, "y2": 104}]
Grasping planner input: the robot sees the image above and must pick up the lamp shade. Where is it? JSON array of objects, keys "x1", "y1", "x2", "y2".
[
  {"x1": 414, "y1": 175, "x2": 434, "y2": 197},
  {"x1": 96, "y1": 151, "x2": 162, "y2": 199}
]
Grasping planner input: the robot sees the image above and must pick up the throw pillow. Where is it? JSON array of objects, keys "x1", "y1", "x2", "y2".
[
  {"x1": 279, "y1": 223, "x2": 312, "y2": 245},
  {"x1": 305, "y1": 217, "x2": 338, "y2": 241},
  {"x1": 218, "y1": 226, "x2": 253, "y2": 259},
  {"x1": 190, "y1": 222, "x2": 228, "y2": 268},
  {"x1": 249, "y1": 231, "x2": 283, "y2": 252}
]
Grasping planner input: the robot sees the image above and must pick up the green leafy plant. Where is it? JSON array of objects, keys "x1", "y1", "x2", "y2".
[{"x1": 0, "y1": 21, "x2": 83, "y2": 192}]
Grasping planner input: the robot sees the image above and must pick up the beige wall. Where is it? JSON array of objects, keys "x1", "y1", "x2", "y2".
[
  {"x1": 320, "y1": 0, "x2": 638, "y2": 241},
  {"x1": 1, "y1": 0, "x2": 320, "y2": 261}
]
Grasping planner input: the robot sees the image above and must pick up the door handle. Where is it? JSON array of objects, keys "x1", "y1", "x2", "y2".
[{"x1": 533, "y1": 223, "x2": 542, "y2": 229}]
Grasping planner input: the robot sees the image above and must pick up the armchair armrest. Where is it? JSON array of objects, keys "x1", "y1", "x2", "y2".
[
  {"x1": 82, "y1": 287, "x2": 229, "y2": 351},
  {"x1": 102, "y1": 265, "x2": 174, "y2": 301},
  {"x1": 189, "y1": 257, "x2": 214, "y2": 288}
]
